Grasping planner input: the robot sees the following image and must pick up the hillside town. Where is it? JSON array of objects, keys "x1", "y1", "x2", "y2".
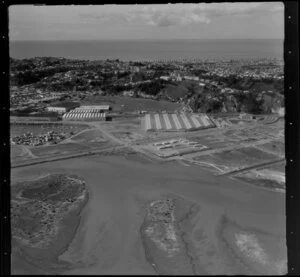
[{"x1": 10, "y1": 57, "x2": 284, "y2": 119}]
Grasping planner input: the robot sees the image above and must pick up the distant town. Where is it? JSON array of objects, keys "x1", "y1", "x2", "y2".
[{"x1": 10, "y1": 57, "x2": 284, "y2": 119}]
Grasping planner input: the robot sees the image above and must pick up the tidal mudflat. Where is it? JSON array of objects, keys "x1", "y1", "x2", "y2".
[
  {"x1": 11, "y1": 153, "x2": 287, "y2": 275},
  {"x1": 11, "y1": 173, "x2": 88, "y2": 274}
]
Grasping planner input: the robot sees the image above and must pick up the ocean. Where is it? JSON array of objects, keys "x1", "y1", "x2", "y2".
[{"x1": 10, "y1": 39, "x2": 283, "y2": 61}]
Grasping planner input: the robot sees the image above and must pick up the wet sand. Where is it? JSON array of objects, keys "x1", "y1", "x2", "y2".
[{"x1": 11, "y1": 153, "x2": 287, "y2": 275}]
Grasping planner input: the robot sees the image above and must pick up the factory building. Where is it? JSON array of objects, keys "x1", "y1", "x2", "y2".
[
  {"x1": 63, "y1": 109, "x2": 107, "y2": 121},
  {"x1": 62, "y1": 105, "x2": 111, "y2": 121},
  {"x1": 142, "y1": 113, "x2": 215, "y2": 132},
  {"x1": 46, "y1": 102, "x2": 80, "y2": 114}
]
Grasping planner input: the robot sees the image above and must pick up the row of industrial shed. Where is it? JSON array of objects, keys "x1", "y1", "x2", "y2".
[
  {"x1": 61, "y1": 106, "x2": 111, "y2": 121},
  {"x1": 63, "y1": 112, "x2": 107, "y2": 120},
  {"x1": 143, "y1": 113, "x2": 214, "y2": 131}
]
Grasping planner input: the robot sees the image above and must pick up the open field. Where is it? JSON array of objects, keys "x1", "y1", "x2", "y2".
[
  {"x1": 11, "y1": 145, "x2": 35, "y2": 162},
  {"x1": 189, "y1": 134, "x2": 235, "y2": 149},
  {"x1": 30, "y1": 143, "x2": 92, "y2": 158},
  {"x1": 192, "y1": 147, "x2": 280, "y2": 174},
  {"x1": 109, "y1": 130, "x2": 145, "y2": 143},
  {"x1": 223, "y1": 127, "x2": 271, "y2": 142},
  {"x1": 82, "y1": 95, "x2": 181, "y2": 113},
  {"x1": 255, "y1": 140, "x2": 285, "y2": 157},
  {"x1": 27, "y1": 141, "x2": 115, "y2": 161},
  {"x1": 11, "y1": 145, "x2": 28, "y2": 159},
  {"x1": 69, "y1": 129, "x2": 108, "y2": 143},
  {"x1": 221, "y1": 118, "x2": 284, "y2": 140},
  {"x1": 104, "y1": 117, "x2": 142, "y2": 130},
  {"x1": 11, "y1": 154, "x2": 286, "y2": 275},
  {"x1": 267, "y1": 162, "x2": 285, "y2": 173},
  {"x1": 98, "y1": 118, "x2": 146, "y2": 143},
  {"x1": 162, "y1": 84, "x2": 189, "y2": 100}
]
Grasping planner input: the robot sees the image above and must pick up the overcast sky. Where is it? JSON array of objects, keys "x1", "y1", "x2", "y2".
[{"x1": 9, "y1": 2, "x2": 284, "y2": 41}]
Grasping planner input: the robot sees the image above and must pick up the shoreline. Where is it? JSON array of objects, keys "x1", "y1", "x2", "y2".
[
  {"x1": 139, "y1": 196, "x2": 201, "y2": 275},
  {"x1": 54, "y1": 188, "x2": 90, "y2": 268},
  {"x1": 11, "y1": 153, "x2": 286, "y2": 275}
]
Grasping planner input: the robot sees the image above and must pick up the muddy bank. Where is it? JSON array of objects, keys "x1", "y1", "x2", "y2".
[
  {"x1": 140, "y1": 197, "x2": 195, "y2": 275},
  {"x1": 216, "y1": 214, "x2": 287, "y2": 275},
  {"x1": 141, "y1": 195, "x2": 287, "y2": 275},
  {"x1": 233, "y1": 169, "x2": 285, "y2": 192},
  {"x1": 11, "y1": 173, "x2": 89, "y2": 274}
]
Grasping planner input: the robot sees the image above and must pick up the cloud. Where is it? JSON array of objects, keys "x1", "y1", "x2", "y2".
[
  {"x1": 77, "y1": 3, "x2": 283, "y2": 28},
  {"x1": 131, "y1": 7, "x2": 211, "y2": 26},
  {"x1": 270, "y1": 3, "x2": 284, "y2": 12}
]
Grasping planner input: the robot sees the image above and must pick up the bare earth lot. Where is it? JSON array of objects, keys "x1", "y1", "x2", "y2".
[
  {"x1": 255, "y1": 140, "x2": 285, "y2": 157},
  {"x1": 69, "y1": 129, "x2": 107, "y2": 143},
  {"x1": 30, "y1": 143, "x2": 92, "y2": 158},
  {"x1": 11, "y1": 154, "x2": 287, "y2": 275},
  {"x1": 11, "y1": 145, "x2": 33, "y2": 160},
  {"x1": 192, "y1": 147, "x2": 281, "y2": 173}
]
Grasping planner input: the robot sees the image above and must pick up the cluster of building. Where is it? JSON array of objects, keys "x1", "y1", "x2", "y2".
[
  {"x1": 11, "y1": 131, "x2": 66, "y2": 146},
  {"x1": 160, "y1": 74, "x2": 200, "y2": 82},
  {"x1": 143, "y1": 113, "x2": 215, "y2": 132},
  {"x1": 153, "y1": 138, "x2": 206, "y2": 150},
  {"x1": 199, "y1": 60, "x2": 283, "y2": 80},
  {"x1": 148, "y1": 137, "x2": 209, "y2": 158},
  {"x1": 10, "y1": 86, "x2": 63, "y2": 107}
]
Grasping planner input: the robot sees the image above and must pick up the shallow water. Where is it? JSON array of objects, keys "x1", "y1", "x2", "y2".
[{"x1": 11, "y1": 154, "x2": 286, "y2": 274}]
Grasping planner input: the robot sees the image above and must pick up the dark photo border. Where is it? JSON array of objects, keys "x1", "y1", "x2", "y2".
[{"x1": 0, "y1": 1, "x2": 299, "y2": 275}]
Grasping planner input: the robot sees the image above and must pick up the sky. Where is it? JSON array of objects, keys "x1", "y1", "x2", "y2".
[{"x1": 9, "y1": 2, "x2": 284, "y2": 41}]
